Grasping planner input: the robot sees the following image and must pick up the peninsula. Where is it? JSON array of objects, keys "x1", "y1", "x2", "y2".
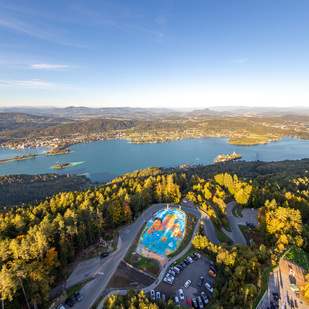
[
  {"x1": 215, "y1": 152, "x2": 242, "y2": 163},
  {"x1": 0, "y1": 153, "x2": 36, "y2": 164}
]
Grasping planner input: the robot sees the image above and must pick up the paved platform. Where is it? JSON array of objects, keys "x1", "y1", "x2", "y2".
[{"x1": 257, "y1": 258, "x2": 309, "y2": 309}]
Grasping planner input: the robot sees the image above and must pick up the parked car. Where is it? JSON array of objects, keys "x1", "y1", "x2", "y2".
[
  {"x1": 162, "y1": 294, "x2": 166, "y2": 302},
  {"x1": 177, "y1": 263, "x2": 183, "y2": 270},
  {"x1": 195, "y1": 252, "x2": 201, "y2": 258},
  {"x1": 100, "y1": 253, "x2": 109, "y2": 258},
  {"x1": 150, "y1": 290, "x2": 155, "y2": 301},
  {"x1": 197, "y1": 296, "x2": 204, "y2": 308},
  {"x1": 192, "y1": 298, "x2": 198, "y2": 309},
  {"x1": 246, "y1": 222, "x2": 255, "y2": 227},
  {"x1": 181, "y1": 261, "x2": 187, "y2": 268},
  {"x1": 179, "y1": 289, "x2": 185, "y2": 300},
  {"x1": 183, "y1": 258, "x2": 190, "y2": 265},
  {"x1": 197, "y1": 276, "x2": 204, "y2": 287},
  {"x1": 156, "y1": 291, "x2": 160, "y2": 301},
  {"x1": 295, "y1": 299, "x2": 298, "y2": 308},
  {"x1": 65, "y1": 297, "x2": 75, "y2": 307},
  {"x1": 201, "y1": 292, "x2": 209, "y2": 304},
  {"x1": 190, "y1": 253, "x2": 196, "y2": 260},
  {"x1": 187, "y1": 256, "x2": 194, "y2": 263},
  {"x1": 174, "y1": 296, "x2": 180, "y2": 307},
  {"x1": 74, "y1": 291, "x2": 83, "y2": 302},
  {"x1": 57, "y1": 305, "x2": 65, "y2": 309},
  {"x1": 169, "y1": 270, "x2": 176, "y2": 276},
  {"x1": 173, "y1": 266, "x2": 180, "y2": 273},
  {"x1": 166, "y1": 273, "x2": 174, "y2": 280},
  {"x1": 205, "y1": 282, "x2": 213, "y2": 293},
  {"x1": 209, "y1": 261, "x2": 217, "y2": 270},
  {"x1": 163, "y1": 277, "x2": 174, "y2": 285},
  {"x1": 209, "y1": 270, "x2": 217, "y2": 277},
  {"x1": 184, "y1": 279, "x2": 192, "y2": 288},
  {"x1": 187, "y1": 298, "x2": 192, "y2": 306},
  {"x1": 209, "y1": 265, "x2": 218, "y2": 274}
]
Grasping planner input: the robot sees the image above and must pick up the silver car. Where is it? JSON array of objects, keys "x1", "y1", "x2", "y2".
[
  {"x1": 150, "y1": 290, "x2": 155, "y2": 301},
  {"x1": 197, "y1": 296, "x2": 204, "y2": 308},
  {"x1": 201, "y1": 291, "x2": 209, "y2": 304}
]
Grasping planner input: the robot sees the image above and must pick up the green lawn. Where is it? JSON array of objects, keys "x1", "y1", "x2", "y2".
[
  {"x1": 125, "y1": 222, "x2": 161, "y2": 277},
  {"x1": 67, "y1": 280, "x2": 91, "y2": 298},
  {"x1": 213, "y1": 225, "x2": 233, "y2": 246},
  {"x1": 232, "y1": 205, "x2": 238, "y2": 217},
  {"x1": 285, "y1": 246, "x2": 309, "y2": 271}
]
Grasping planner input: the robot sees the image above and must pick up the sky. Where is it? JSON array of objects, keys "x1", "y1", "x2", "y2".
[{"x1": 0, "y1": 0, "x2": 309, "y2": 109}]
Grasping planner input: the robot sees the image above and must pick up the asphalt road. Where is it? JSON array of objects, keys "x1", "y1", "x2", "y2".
[
  {"x1": 63, "y1": 201, "x2": 248, "y2": 309},
  {"x1": 226, "y1": 201, "x2": 247, "y2": 246}
]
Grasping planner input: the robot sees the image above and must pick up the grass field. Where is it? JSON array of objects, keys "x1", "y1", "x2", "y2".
[
  {"x1": 125, "y1": 222, "x2": 161, "y2": 277},
  {"x1": 228, "y1": 133, "x2": 270, "y2": 145},
  {"x1": 285, "y1": 245, "x2": 309, "y2": 271},
  {"x1": 214, "y1": 225, "x2": 233, "y2": 246}
]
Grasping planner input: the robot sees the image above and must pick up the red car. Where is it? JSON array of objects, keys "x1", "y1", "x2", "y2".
[
  {"x1": 209, "y1": 270, "x2": 217, "y2": 277},
  {"x1": 187, "y1": 298, "x2": 192, "y2": 305}
]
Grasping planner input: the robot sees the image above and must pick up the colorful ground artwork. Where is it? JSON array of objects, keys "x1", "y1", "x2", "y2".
[{"x1": 136, "y1": 208, "x2": 186, "y2": 267}]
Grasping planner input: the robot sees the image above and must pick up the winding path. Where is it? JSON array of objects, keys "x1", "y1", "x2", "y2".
[{"x1": 63, "y1": 200, "x2": 248, "y2": 309}]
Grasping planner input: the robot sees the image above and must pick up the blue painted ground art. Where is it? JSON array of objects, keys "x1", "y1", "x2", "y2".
[{"x1": 136, "y1": 208, "x2": 186, "y2": 266}]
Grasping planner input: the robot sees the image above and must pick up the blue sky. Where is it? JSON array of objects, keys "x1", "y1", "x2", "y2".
[{"x1": 0, "y1": 0, "x2": 309, "y2": 109}]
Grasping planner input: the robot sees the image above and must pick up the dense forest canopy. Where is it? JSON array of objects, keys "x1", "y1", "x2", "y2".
[
  {"x1": 1, "y1": 160, "x2": 309, "y2": 308},
  {"x1": 0, "y1": 174, "x2": 92, "y2": 209}
]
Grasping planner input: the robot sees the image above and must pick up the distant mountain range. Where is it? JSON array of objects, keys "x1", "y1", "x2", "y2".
[
  {"x1": 1, "y1": 105, "x2": 309, "y2": 119},
  {"x1": 0, "y1": 106, "x2": 177, "y2": 120},
  {"x1": 208, "y1": 106, "x2": 309, "y2": 116}
]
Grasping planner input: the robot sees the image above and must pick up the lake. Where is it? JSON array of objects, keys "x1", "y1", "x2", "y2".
[{"x1": 0, "y1": 137, "x2": 309, "y2": 182}]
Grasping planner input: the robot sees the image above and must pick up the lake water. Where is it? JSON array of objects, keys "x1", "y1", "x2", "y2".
[{"x1": 0, "y1": 137, "x2": 308, "y2": 182}]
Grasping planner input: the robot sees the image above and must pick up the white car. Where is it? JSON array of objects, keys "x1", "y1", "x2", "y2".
[
  {"x1": 168, "y1": 270, "x2": 176, "y2": 277},
  {"x1": 201, "y1": 291, "x2": 209, "y2": 304},
  {"x1": 164, "y1": 277, "x2": 173, "y2": 285},
  {"x1": 166, "y1": 273, "x2": 175, "y2": 280},
  {"x1": 205, "y1": 282, "x2": 213, "y2": 293},
  {"x1": 187, "y1": 256, "x2": 193, "y2": 263},
  {"x1": 150, "y1": 290, "x2": 155, "y2": 301},
  {"x1": 174, "y1": 296, "x2": 180, "y2": 307},
  {"x1": 57, "y1": 306, "x2": 65, "y2": 309},
  {"x1": 156, "y1": 291, "x2": 160, "y2": 300},
  {"x1": 195, "y1": 252, "x2": 201, "y2": 259},
  {"x1": 173, "y1": 266, "x2": 180, "y2": 273},
  {"x1": 179, "y1": 288, "x2": 185, "y2": 300},
  {"x1": 184, "y1": 279, "x2": 192, "y2": 288},
  {"x1": 197, "y1": 296, "x2": 204, "y2": 308}
]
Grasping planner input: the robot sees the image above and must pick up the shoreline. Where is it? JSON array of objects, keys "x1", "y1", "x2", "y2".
[
  {"x1": 0, "y1": 154, "x2": 37, "y2": 164},
  {"x1": 0, "y1": 135, "x2": 288, "y2": 151}
]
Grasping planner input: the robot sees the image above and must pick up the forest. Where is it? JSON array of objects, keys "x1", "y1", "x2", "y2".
[
  {"x1": 0, "y1": 174, "x2": 93, "y2": 210},
  {"x1": 1, "y1": 159, "x2": 309, "y2": 308}
]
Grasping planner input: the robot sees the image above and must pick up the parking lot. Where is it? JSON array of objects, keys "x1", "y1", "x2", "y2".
[{"x1": 151, "y1": 253, "x2": 215, "y2": 307}]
